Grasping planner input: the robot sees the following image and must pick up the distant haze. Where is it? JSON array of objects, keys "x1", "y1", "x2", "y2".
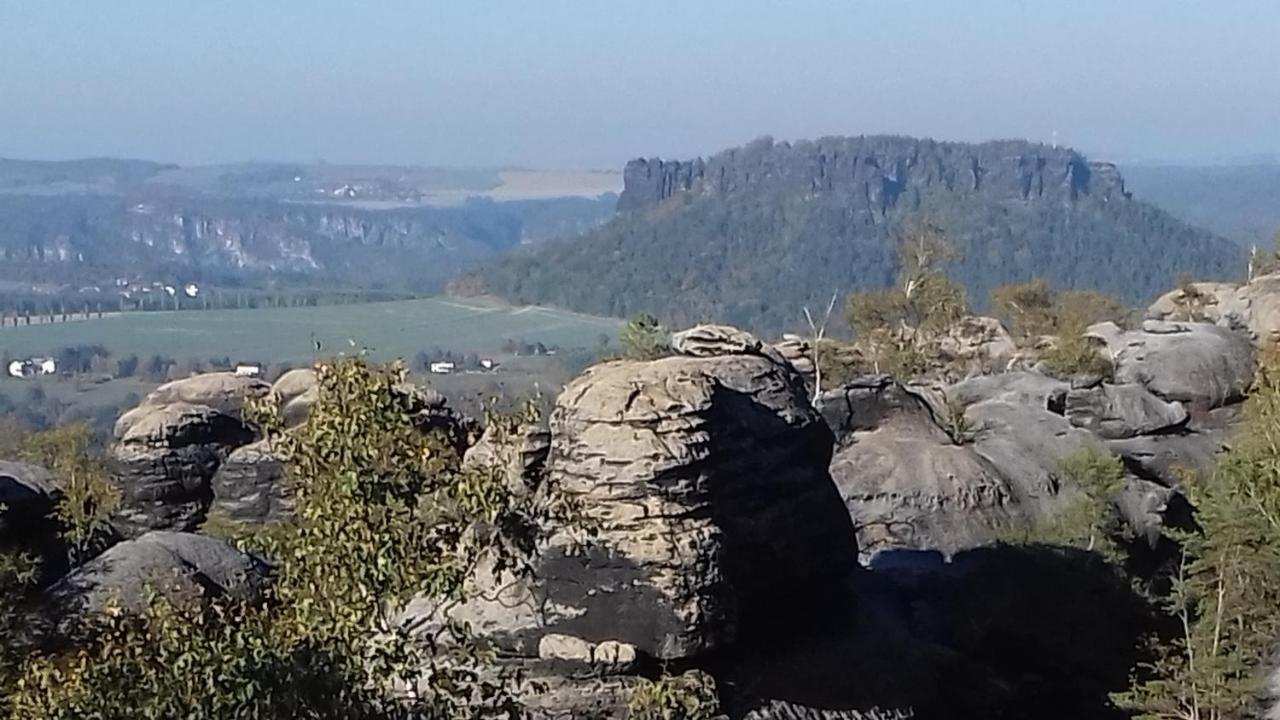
[{"x1": 1, "y1": 1, "x2": 1277, "y2": 168}]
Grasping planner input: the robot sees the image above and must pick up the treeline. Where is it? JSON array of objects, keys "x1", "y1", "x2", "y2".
[{"x1": 0, "y1": 287, "x2": 415, "y2": 324}]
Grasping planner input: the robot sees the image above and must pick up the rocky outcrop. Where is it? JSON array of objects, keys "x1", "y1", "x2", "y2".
[
  {"x1": 408, "y1": 326, "x2": 858, "y2": 717},
  {"x1": 136, "y1": 372, "x2": 271, "y2": 418},
  {"x1": 271, "y1": 368, "x2": 317, "y2": 427},
  {"x1": 208, "y1": 439, "x2": 290, "y2": 524},
  {"x1": 1147, "y1": 272, "x2": 1280, "y2": 347},
  {"x1": 460, "y1": 421, "x2": 548, "y2": 494},
  {"x1": 0, "y1": 460, "x2": 58, "y2": 537},
  {"x1": 821, "y1": 377, "x2": 1018, "y2": 556},
  {"x1": 1064, "y1": 381, "x2": 1189, "y2": 439},
  {"x1": 110, "y1": 402, "x2": 255, "y2": 536},
  {"x1": 1089, "y1": 320, "x2": 1256, "y2": 408},
  {"x1": 45, "y1": 531, "x2": 270, "y2": 629}
]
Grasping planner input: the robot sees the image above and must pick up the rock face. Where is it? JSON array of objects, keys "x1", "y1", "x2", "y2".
[
  {"x1": 0, "y1": 460, "x2": 59, "y2": 537},
  {"x1": 416, "y1": 325, "x2": 858, "y2": 715},
  {"x1": 1064, "y1": 382, "x2": 1188, "y2": 439},
  {"x1": 821, "y1": 377, "x2": 1017, "y2": 556},
  {"x1": 138, "y1": 372, "x2": 271, "y2": 418},
  {"x1": 534, "y1": 346, "x2": 855, "y2": 660},
  {"x1": 1090, "y1": 320, "x2": 1256, "y2": 408},
  {"x1": 45, "y1": 531, "x2": 270, "y2": 627},
  {"x1": 110, "y1": 402, "x2": 256, "y2": 536},
  {"x1": 1147, "y1": 272, "x2": 1280, "y2": 347},
  {"x1": 208, "y1": 439, "x2": 290, "y2": 523}
]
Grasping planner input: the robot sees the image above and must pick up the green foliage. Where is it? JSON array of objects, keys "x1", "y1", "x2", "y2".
[
  {"x1": 1040, "y1": 320, "x2": 1115, "y2": 380},
  {"x1": 991, "y1": 279, "x2": 1057, "y2": 339},
  {"x1": 846, "y1": 216, "x2": 968, "y2": 378},
  {"x1": 1120, "y1": 353, "x2": 1280, "y2": 719},
  {"x1": 996, "y1": 445, "x2": 1127, "y2": 562},
  {"x1": 940, "y1": 395, "x2": 977, "y2": 446},
  {"x1": 14, "y1": 423, "x2": 119, "y2": 563},
  {"x1": 6, "y1": 358, "x2": 576, "y2": 719},
  {"x1": 619, "y1": 313, "x2": 673, "y2": 361},
  {"x1": 991, "y1": 280, "x2": 1130, "y2": 341},
  {"x1": 468, "y1": 136, "x2": 1241, "y2": 334},
  {"x1": 628, "y1": 670, "x2": 720, "y2": 720}
]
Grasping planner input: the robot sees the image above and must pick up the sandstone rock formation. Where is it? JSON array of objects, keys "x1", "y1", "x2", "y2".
[
  {"x1": 45, "y1": 531, "x2": 270, "y2": 628},
  {"x1": 1147, "y1": 272, "x2": 1280, "y2": 347},
  {"x1": 110, "y1": 401, "x2": 255, "y2": 536},
  {"x1": 1088, "y1": 320, "x2": 1256, "y2": 407},
  {"x1": 208, "y1": 439, "x2": 290, "y2": 524},
  {"x1": 408, "y1": 325, "x2": 861, "y2": 716}
]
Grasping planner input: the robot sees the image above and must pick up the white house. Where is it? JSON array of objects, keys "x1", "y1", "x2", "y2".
[
  {"x1": 7, "y1": 358, "x2": 57, "y2": 379},
  {"x1": 429, "y1": 361, "x2": 455, "y2": 374},
  {"x1": 479, "y1": 358, "x2": 497, "y2": 370},
  {"x1": 234, "y1": 364, "x2": 262, "y2": 378},
  {"x1": 184, "y1": 283, "x2": 200, "y2": 298}
]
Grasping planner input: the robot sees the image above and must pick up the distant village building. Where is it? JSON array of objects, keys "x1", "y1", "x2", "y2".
[
  {"x1": 429, "y1": 361, "x2": 456, "y2": 374},
  {"x1": 184, "y1": 283, "x2": 200, "y2": 298},
  {"x1": 234, "y1": 364, "x2": 262, "y2": 378},
  {"x1": 7, "y1": 358, "x2": 57, "y2": 379},
  {"x1": 479, "y1": 358, "x2": 497, "y2": 370}
]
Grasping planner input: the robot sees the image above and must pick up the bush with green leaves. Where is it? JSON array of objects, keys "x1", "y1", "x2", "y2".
[
  {"x1": 5, "y1": 358, "x2": 577, "y2": 719},
  {"x1": 1119, "y1": 352, "x2": 1280, "y2": 719},
  {"x1": 996, "y1": 445, "x2": 1127, "y2": 562},
  {"x1": 620, "y1": 313, "x2": 673, "y2": 361},
  {"x1": 1040, "y1": 320, "x2": 1115, "y2": 381},
  {"x1": 846, "y1": 216, "x2": 968, "y2": 379},
  {"x1": 628, "y1": 670, "x2": 720, "y2": 720}
]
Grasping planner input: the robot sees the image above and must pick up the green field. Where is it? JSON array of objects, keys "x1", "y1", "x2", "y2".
[{"x1": 0, "y1": 297, "x2": 620, "y2": 363}]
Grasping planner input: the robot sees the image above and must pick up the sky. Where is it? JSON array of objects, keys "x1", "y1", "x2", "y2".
[{"x1": 0, "y1": 1, "x2": 1277, "y2": 169}]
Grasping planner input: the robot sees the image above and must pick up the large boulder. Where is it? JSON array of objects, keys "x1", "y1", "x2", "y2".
[
  {"x1": 0, "y1": 460, "x2": 59, "y2": 537},
  {"x1": 1089, "y1": 320, "x2": 1255, "y2": 408},
  {"x1": 1064, "y1": 382, "x2": 1189, "y2": 439},
  {"x1": 271, "y1": 367, "x2": 317, "y2": 427},
  {"x1": 208, "y1": 439, "x2": 290, "y2": 524},
  {"x1": 121, "y1": 372, "x2": 270, "y2": 431},
  {"x1": 109, "y1": 401, "x2": 255, "y2": 536},
  {"x1": 821, "y1": 377, "x2": 1018, "y2": 556},
  {"x1": 1147, "y1": 273, "x2": 1280, "y2": 347},
  {"x1": 45, "y1": 531, "x2": 270, "y2": 628},
  {"x1": 414, "y1": 332, "x2": 857, "y2": 670}
]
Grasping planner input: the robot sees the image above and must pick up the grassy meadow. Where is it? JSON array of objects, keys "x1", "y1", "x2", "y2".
[{"x1": 0, "y1": 297, "x2": 620, "y2": 364}]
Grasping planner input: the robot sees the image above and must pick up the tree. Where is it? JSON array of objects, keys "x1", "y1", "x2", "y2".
[
  {"x1": 7, "y1": 358, "x2": 580, "y2": 718},
  {"x1": 846, "y1": 216, "x2": 967, "y2": 377},
  {"x1": 991, "y1": 279, "x2": 1056, "y2": 339},
  {"x1": 1120, "y1": 353, "x2": 1280, "y2": 720},
  {"x1": 619, "y1": 313, "x2": 672, "y2": 361}
]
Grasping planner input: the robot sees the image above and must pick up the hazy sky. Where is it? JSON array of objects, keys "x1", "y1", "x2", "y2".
[{"x1": 1, "y1": 1, "x2": 1277, "y2": 168}]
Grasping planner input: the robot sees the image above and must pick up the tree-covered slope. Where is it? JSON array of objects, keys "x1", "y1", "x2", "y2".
[{"x1": 460, "y1": 136, "x2": 1243, "y2": 333}]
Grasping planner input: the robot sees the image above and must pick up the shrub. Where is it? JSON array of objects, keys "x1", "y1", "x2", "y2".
[
  {"x1": 6, "y1": 358, "x2": 579, "y2": 719},
  {"x1": 619, "y1": 313, "x2": 673, "y2": 360},
  {"x1": 628, "y1": 670, "x2": 720, "y2": 720},
  {"x1": 1040, "y1": 321, "x2": 1114, "y2": 380}
]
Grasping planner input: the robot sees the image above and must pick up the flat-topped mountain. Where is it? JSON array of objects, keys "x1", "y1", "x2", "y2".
[{"x1": 462, "y1": 135, "x2": 1243, "y2": 332}]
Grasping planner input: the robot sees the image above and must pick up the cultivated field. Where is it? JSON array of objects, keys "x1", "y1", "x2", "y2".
[{"x1": 0, "y1": 297, "x2": 620, "y2": 363}]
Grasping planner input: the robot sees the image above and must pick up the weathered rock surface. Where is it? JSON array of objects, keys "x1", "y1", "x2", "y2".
[
  {"x1": 272, "y1": 367, "x2": 317, "y2": 427},
  {"x1": 1064, "y1": 382, "x2": 1189, "y2": 439},
  {"x1": 127, "y1": 372, "x2": 270, "y2": 425},
  {"x1": 821, "y1": 377, "x2": 1018, "y2": 556},
  {"x1": 1090, "y1": 320, "x2": 1256, "y2": 408},
  {"x1": 460, "y1": 420, "x2": 549, "y2": 494},
  {"x1": 45, "y1": 531, "x2": 270, "y2": 626},
  {"x1": 0, "y1": 460, "x2": 58, "y2": 537},
  {"x1": 110, "y1": 401, "x2": 255, "y2": 536},
  {"x1": 1147, "y1": 272, "x2": 1280, "y2": 347},
  {"x1": 945, "y1": 371, "x2": 1068, "y2": 411},
  {"x1": 417, "y1": 332, "x2": 857, "y2": 681},
  {"x1": 208, "y1": 439, "x2": 290, "y2": 523}
]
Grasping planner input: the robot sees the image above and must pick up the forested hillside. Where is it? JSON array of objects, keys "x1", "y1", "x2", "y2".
[{"x1": 461, "y1": 136, "x2": 1243, "y2": 333}]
